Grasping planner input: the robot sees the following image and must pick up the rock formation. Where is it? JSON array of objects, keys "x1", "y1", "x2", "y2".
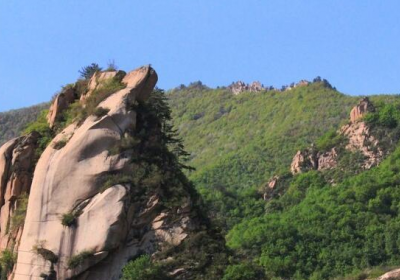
[
  {"x1": 47, "y1": 87, "x2": 76, "y2": 128},
  {"x1": 1, "y1": 65, "x2": 226, "y2": 280},
  {"x1": 349, "y1": 97, "x2": 374, "y2": 123},
  {"x1": 377, "y1": 268, "x2": 400, "y2": 280},
  {"x1": 290, "y1": 97, "x2": 381, "y2": 175},
  {"x1": 229, "y1": 81, "x2": 266, "y2": 94},
  {"x1": 0, "y1": 133, "x2": 38, "y2": 254},
  {"x1": 290, "y1": 147, "x2": 318, "y2": 174},
  {"x1": 80, "y1": 70, "x2": 126, "y2": 103}
]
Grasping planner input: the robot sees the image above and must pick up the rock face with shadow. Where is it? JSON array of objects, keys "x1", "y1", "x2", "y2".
[{"x1": 9, "y1": 66, "x2": 226, "y2": 280}]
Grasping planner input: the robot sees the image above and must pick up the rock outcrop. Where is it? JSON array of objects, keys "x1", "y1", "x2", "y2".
[
  {"x1": 47, "y1": 87, "x2": 76, "y2": 128},
  {"x1": 377, "y1": 268, "x2": 400, "y2": 280},
  {"x1": 0, "y1": 133, "x2": 38, "y2": 257},
  {"x1": 290, "y1": 147, "x2": 318, "y2": 174},
  {"x1": 229, "y1": 81, "x2": 266, "y2": 94},
  {"x1": 7, "y1": 66, "x2": 225, "y2": 280},
  {"x1": 290, "y1": 98, "x2": 381, "y2": 175},
  {"x1": 350, "y1": 97, "x2": 374, "y2": 123},
  {"x1": 80, "y1": 70, "x2": 126, "y2": 103}
]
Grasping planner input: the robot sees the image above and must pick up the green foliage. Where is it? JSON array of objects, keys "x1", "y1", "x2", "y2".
[
  {"x1": 10, "y1": 193, "x2": 29, "y2": 232},
  {"x1": 364, "y1": 103, "x2": 400, "y2": 129},
  {"x1": 33, "y1": 245, "x2": 58, "y2": 264},
  {"x1": 61, "y1": 212, "x2": 75, "y2": 227},
  {"x1": 24, "y1": 109, "x2": 54, "y2": 155},
  {"x1": 93, "y1": 107, "x2": 110, "y2": 118},
  {"x1": 53, "y1": 138, "x2": 68, "y2": 150},
  {"x1": 0, "y1": 249, "x2": 16, "y2": 280},
  {"x1": 61, "y1": 208, "x2": 82, "y2": 227},
  {"x1": 79, "y1": 63, "x2": 102, "y2": 79},
  {"x1": 67, "y1": 250, "x2": 94, "y2": 269},
  {"x1": 122, "y1": 255, "x2": 169, "y2": 280},
  {"x1": 222, "y1": 263, "x2": 266, "y2": 280},
  {"x1": 61, "y1": 77, "x2": 125, "y2": 125},
  {"x1": 0, "y1": 103, "x2": 48, "y2": 146},
  {"x1": 316, "y1": 129, "x2": 346, "y2": 151},
  {"x1": 227, "y1": 144, "x2": 400, "y2": 279}
]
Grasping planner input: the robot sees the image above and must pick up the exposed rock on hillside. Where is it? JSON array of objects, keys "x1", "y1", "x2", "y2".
[
  {"x1": 47, "y1": 87, "x2": 76, "y2": 128},
  {"x1": 377, "y1": 268, "x2": 400, "y2": 280},
  {"x1": 5, "y1": 66, "x2": 226, "y2": 280},
  {"x1": 350, "y1": 97, "x2": 375, "y2": 123},
  {"x1": 290, "y1": 97, "x2": 381, "y2": 174},
  {"x1": 0, "y1": 133, "x2": 38, "y2": 259},
  {"x1": 229, "y1": 81, "x2": 266, "y2": 94},
  {"x1": 290, "y1": 147, "x2": 318, "y2": 174},
  {"x1": 80, "y1": 70, "x2": 126, "y2": 103}
]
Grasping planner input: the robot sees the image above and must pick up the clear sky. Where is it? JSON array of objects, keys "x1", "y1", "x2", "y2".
[{"x1": 0, "y1": 1, "x2": 399, "y2": 112}]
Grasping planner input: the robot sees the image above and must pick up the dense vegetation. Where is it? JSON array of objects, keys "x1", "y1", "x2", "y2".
[
  {"x1": 0, "y1": 103, "x2": 48, "y2": 146},
  {"x1": 3, "y1": 75, "x2": 400, "y2": 279}
]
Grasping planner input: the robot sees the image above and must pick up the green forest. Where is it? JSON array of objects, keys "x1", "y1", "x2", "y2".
[{"x1": 2, "y1": 79, "x2": 400, "y2": 279}]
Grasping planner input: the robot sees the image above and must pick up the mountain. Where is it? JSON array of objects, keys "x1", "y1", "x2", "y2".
[
  {"x1": 0, "y1": 103, "x2": 48, "y2": 146},
  {"x1": 1, "y1": 73, "x2": 400, "y2": 279},
  {"x1": 0, "y1": 67, "x2": 227, "y2": 280}
]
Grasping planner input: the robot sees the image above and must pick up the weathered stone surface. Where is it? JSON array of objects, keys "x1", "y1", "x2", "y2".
[
  {"x1": 263, "y1": 175, "x2": 280, "y2": 201},
  {"x1": 377, "y1": 268, "x2": 400, "y2": 280},
  {"x1": 317, "y1": 148, "x2": 338, "y2": 171},
  {"x1": 229, "y1": 81, "x2": 265, "y2": 94},
  {"x1": 80, "y1": 70, "x2": 126, "y2": 103},
  {"x1": 13, "y1": 66, "x2": 195, "y2": 280},
  {"x1": 350, "y1": 97, "x2": 374, "y2": 123},
  {"x1": 0, "y1": 133, "x2": 38, "y2": 255},
  {"x1": 290, "y1": 147, "x2": 318, "y2": 174},
  {"x1": 47, "y1": 87, "x2": 76, "y2": 128},
  {"x1": 341, "y1": 121, "x2": 382, "y2": 169}
]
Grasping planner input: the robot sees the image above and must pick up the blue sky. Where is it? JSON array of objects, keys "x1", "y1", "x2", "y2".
[{"x1": 0, "y1": 1, "x2": 399, "y2": 111}]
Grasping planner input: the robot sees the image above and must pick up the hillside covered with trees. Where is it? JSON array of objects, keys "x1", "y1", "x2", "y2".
[{"x1": 1, "y1": 78, "x2": 400, "y2": 279}]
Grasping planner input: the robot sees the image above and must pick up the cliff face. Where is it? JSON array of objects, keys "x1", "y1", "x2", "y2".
[
  {"x1": 290, "y1": 97, "x2": 382, "y2": 175},
  {"x1": 1, "y1": 66, "x2": 226, "y2": 280}
]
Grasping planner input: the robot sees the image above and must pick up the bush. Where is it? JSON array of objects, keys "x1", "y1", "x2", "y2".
[
  {"x1": 10, "y1": 193, "x2": 29, "y2": 232},
  {"x1": 79, "y1": 63, "x2": 102, "y2": 80},
  {"x1": 316, "y1": 129, "x2": 346, "y2": 151},
  {"x1": 61, "y1": 209, "x2": 82, "y2": 227},
  {"x1": 53, "y1": 138, "x2": 68, "y2": 150},
  {"x1": 67, "y1": 250, "x2": 95, "y2": 269},
  {"x1": 222, "y1": 263, "x2": 266, "y2": 280},
  {"x1": 33, "y1": 245, "x2": 58, "y2": 264},
  {"x1": 93, "y1": 107, "x2": 110, "y2": 118},
  {"x1": 24, "y1": 110, "x2": 54, "y2": 156},
  {"x1": 122, "y1": 255, "x2": 169, "y2": 280},
  {"x1": 0, "y1": 249, "x2": 16, "y2": 280}
]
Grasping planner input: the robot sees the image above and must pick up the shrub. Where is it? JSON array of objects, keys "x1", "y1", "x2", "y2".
[
  {"x1": 316, "y1": 129, "x2": 346, "y2": 151},
  {"x1": 61, "y1": 209, "x2": 82, "y2": 227},
  {"x1": 67, "y1": 250, "x2": 95, "y2": 269},
  {"x1": 79, "y1": 63, "x2": 102, "y2": 80},
  {"x1": 222, "y1": 263, "x2": 266, "y2": 280},
  {"x1": 61, "y1": 212, "x2": 76, "y2": 227},
  {"x1": 24, "y1": 110, "x2": 54, "y2": 156},
  {"x1": 33, "y1": 244, "x2": 58, "y2": 264},
  {"x1": 121, "y1": 255, "x2": 169, "y2": 280},
  {"x1": 0, "y1": 249, "x2": 16, "y2": 280},
  {"x1": 53, "y1": 138, "x2": 68, "y2": 150},
  {"x1": 99, "y1": 174, "x2": 133, "y2": 193},
  {"x1": 10, "y1": 193, "x2": 29, "y2": 232},
  {"x1": 93, "y1": 107, "x2": 110, "y2": 118}
]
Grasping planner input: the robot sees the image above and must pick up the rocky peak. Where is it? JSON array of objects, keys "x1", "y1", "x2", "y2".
[
  {"x1": 350, "y1": 97, "x2": 374, "y2": 123},
  {"x1": 47, "y1": 87, "x2": 76, "y2": 128},
  {"x1": 290, "y1": 98, "x2": 382, "y2": 175},
  {"x1": 7, "y1": 65, "x2": 225, "y2": 280},
  {"x1": 229, "y1": 81, "x2": 265, "y2": 94}
]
